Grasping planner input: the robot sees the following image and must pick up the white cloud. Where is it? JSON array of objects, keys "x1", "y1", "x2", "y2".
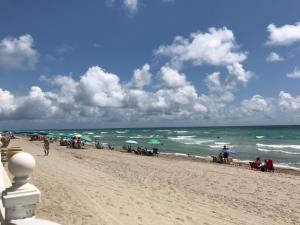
[
  {"x1": 279, "y1": 91, "x2": 300, "y2": 110},
  {"x1": 205, "y1": 72, "x2": 222, "y2": 92},
  {"x1": 0, "y1": 88, "x2": 16, "y2": 116},
  {"x1": 78, "y1": 66, "x2": 125, "y2": 107},
  {"x1": 0, "y1": 34, "x2": 39, "y2": 69},
  {"x1": 154, "y1": 27, "x2": 247, "y2": 68},
  {"x1": 225, "y1": 63, "x2": 252, "y2": 90},
  {"x1": 286, "y1": 67, "x2": 300, "y2": 78},
  {"x1": 159, "y1": 66, "x2": 188, "y2": 88},
  {"x1": 128, "y1": 64, "x2": 152, "y2": 89},
  {"x1": 123, "y1": 0, "x2": 138, "y2": 13},
  {"x1": 267, "y1": 22, "x2": 300, "y2": 46},
  {"x1": 266, "y1": 52, "x2": 284, "y2": 62},
  {"x1": 240, "y1": 95, "x2": 272, "y2": 115}
]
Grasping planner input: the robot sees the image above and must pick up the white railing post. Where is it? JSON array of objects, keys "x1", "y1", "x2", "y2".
[{"x1": 1, "y1": 152, "x2": 60, "y2": 225}]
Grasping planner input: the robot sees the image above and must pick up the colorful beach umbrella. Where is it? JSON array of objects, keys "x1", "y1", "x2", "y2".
[
  {"x1": 74, "y1": 133, "x2": 81, "y2": 138},
  {"x1": 125, "y1": 140, "x2": 138, "y2": 145},
  {"x1": 147, "y1": 139, "x2": 161, "y2": 145},
  {"x1": 228, "y1": 149, "x2": 236, "y2": 155}
]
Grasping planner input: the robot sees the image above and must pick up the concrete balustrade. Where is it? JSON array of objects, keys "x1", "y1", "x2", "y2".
[{"x1": 0, "y1": 146, "x2": 61, "y2": 225}]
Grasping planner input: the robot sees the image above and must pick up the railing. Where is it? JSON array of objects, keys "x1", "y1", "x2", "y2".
[{"x1": 0, "y1": 141, "x2": 61, "y2": 225}]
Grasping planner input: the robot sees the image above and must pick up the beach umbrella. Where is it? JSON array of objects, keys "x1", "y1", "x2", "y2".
[
  {"x1": 147, "y1": 139, "x2": 161, "y2": 145},
  {"x1": 228, "y1": 148, "x2": 236, "y2": 155},
  {"x1": 46, "y1": 134, "x2": 55, "y2": 139},
  {"x1": 74, "y1": 133, "x2": 81, "y2": 138},
  {"x1": 125, "y1": 140, "x2": 138, "y2": 145},
  {"x1": 81, "y1": 135, "x2": 93, "y2": 142}
]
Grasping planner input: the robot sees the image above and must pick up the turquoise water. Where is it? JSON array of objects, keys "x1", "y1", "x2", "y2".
[{"x1": 15, "y1": 126, "x2": 300, "y2": 168}]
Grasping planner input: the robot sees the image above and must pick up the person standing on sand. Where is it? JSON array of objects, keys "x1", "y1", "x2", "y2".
[{"x1": 43, "y1": 139, "x2": 50, "y2": 156}]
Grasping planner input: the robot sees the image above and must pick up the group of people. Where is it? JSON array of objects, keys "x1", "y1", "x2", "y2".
[
  {"x1": 95, "y1": 142, "x2": 114, "y2": 150},
  {"x1": 213, "y1": 145, "x2": 230, "y2": 164},
  {"x1": 59, "y1": 137, "x2": 85, "y2": 149},
  {"x1": 125, "y1": 146, "x2": 159, "y2": 156},
  {"x1": 250, "y1": 156, "x2": 274, "y2": 172}
]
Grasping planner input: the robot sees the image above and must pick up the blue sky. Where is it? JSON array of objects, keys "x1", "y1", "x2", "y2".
[{"x1": 1, "y1": 0, "x2": 300, "y2": 129}]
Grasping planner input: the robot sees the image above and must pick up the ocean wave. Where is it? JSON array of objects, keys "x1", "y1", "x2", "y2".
[
  {"x1": 168, "y1": 136, "x2": 214, "y2": 145},
  {"x1": 214, "y1": 142, "x2": 230, "y2": 145},
  {"x1": 156, "y1": 129, "x2": 171, "y2": 132},
  {"x1": 100, "y1": 132, "x2": 108, "y2": 134},
  {"x1": 256, "y1": 143, "x2": 300, "y2": 150},
  {"x1": 256, "y1": 136, "x2": 264, "y2": 139},
  {"x1": 168, "y1": 136, "x2": 196, "y2": 140},
  {"x1": 116, "y1": 136, "x2": 125, "y2": 138},
  {"x1": 116, "y1": 130, "x2": 128, "y2": 134},
  {"x1": 129, "y1": 135, "x2": 154, "y2": 139},
  {"x1": 257, "y1": 148, "x2": 300, "y2": 155},
  {"x1": 208, "y1": 145, "x2": 223, "y2": 149},
  {"x1": 93, "y1": 135, "x2": 102, "y2": 138},
  {"x1": 174, "y1": 130, "x2": 189, "y2": 133}
]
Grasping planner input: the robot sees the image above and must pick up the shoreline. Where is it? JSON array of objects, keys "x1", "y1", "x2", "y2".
[
  {"x1": 9, "y1": 135, "x2": 300, "y2": 176},
  {"x1": 4, "y1": 136, "x2": 300, "y2": 225},
  {"x1": 89, "y1": 144, "x2": 300, "y2": 176}
]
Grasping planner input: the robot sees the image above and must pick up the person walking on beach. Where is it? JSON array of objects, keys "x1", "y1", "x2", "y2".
[{"x1": 43, "y1": 139, "x2": 50, "y2": 156}]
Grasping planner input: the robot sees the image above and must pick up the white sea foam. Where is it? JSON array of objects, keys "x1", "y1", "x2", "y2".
[
  {"x1": 116, "y1": 130, "x2": 128, "y2": 134},
  {"x1": 130, "y1": 135, "x2": 153, "y2": 139},
  {"x1": 257, "y1": 148, "x2": 300, "y2": 155},
  {"x1": 116, "y1": 136, "x2": 125, "y2": 138},
  {"x1": 100, "y1": 132, "x2": 108, "y2": 134},
  {"x1": 256, "y1": 143, "x2": 300, "y2": 150},
  {"x1": 87, "y1": 132, "x2": 94, "y2": 135},
  {"x1": 256, "y1": 136, "x2": 264, "y2": 139},
  {"x1": 156, "y1": 129, "x2": 171, "y2": 132},
  {"x1": 174, "y1": 130, "x2": 189, "y2": 133},
  {"x1": 168, "y1": 136, "x2": 196, "y2": 140},
  {"x1": 168, "y1": 136, "x2": 214, "y2": 145},
  {"x1": 214, "y1": 142, "x2": 230, "y2": 145}
]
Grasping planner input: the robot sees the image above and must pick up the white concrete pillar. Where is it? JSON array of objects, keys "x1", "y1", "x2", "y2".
[{"x1": 2, "y1": 152, "x2": 60, "y2": 225}]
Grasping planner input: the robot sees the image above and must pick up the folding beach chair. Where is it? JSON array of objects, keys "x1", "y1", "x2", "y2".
[
  {"x1": 152, "y1": 148, "x2": 159, "y2": 157},
  {"x1": 249, "y1": 161, "x2": 259, "y2": 170},
  {"x1": 265, "y1": 159, "x2": 274, "y2": 172}
]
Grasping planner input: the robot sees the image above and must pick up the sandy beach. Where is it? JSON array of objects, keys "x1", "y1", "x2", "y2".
[{"x1": 6, "y1": 137, "x2": 300, "y2": 225}]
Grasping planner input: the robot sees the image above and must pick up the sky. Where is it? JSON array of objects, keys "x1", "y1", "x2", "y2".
[{"x1": 1, "y1": 0, "x2": 300, "y2": 129}]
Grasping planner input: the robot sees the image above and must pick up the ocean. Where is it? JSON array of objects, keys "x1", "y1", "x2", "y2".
[{"x1": 13, "y1": 125, "x2": 300, "y2": 169}]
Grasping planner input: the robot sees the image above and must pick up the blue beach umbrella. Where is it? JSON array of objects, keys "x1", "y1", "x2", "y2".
[{"x1": 228, "y1": 148, "x2": 237, "y2": 155}]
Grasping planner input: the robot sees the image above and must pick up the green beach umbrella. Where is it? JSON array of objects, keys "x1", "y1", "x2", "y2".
[{"x1": 147, "y1": 139, "x2": 161, "y2": 145}]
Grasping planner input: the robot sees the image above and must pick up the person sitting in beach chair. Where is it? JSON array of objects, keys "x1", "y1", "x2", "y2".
[
  {"x1": 265, "y1": 159, "x2": 274, "y2": 172},
  {"x1": 152, "y1": 148, "x2": 159, "y2": 157},
  {"x1": 216, "y1": 152, "x2": 223, "y2": 163},
  {"x1": 249, "y1": 156, "x2": 261, "y2": 170},
  {"x1": 211, "y1": 155, "x2": 218, "y2": 163},
  {"x1": 95, "y1": 142, "x2": 102, "y2": 149}
]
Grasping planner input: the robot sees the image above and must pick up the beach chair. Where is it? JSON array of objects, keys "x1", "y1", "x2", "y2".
[
  {"x1": 153, "y1": 148, "x2": 159, "y2": 157},
  {"x1": 108, "y1": 144, "x2": 114, "y2": 150},
  {"x1": 249, "y1": 161, "x2": 259, "y2": 170},
  {"x1": 211, "y1": 155, "x2": 218, "y2": 163},
  {"x1": 265, "y1": 159, "x2": 274, "y2": 172}
]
